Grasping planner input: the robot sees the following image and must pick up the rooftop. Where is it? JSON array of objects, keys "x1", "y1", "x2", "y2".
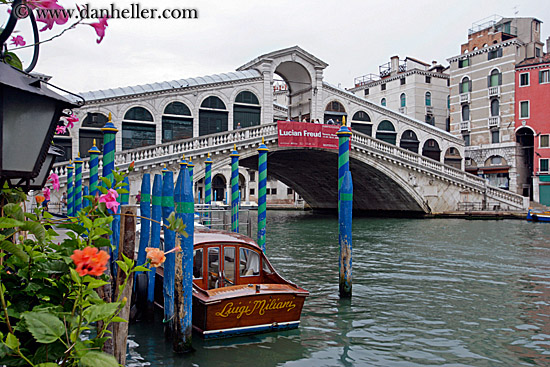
[{"x1": 516, "y1": 53, "x2": 550, "y2": 67}]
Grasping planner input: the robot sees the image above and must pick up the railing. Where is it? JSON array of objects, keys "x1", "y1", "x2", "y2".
[
  {"x1": 459, "y1": 93, "x2": 470, "y2": 104},
  {"x1": 460, "y1": 120, "x2": 471, "y2": 131},
  {"x1": 488, "y1": 116, "x2": 500, "y2": 128},
  {"x1": 488, "y1": 86, "x2": 500, "y2": 97}
]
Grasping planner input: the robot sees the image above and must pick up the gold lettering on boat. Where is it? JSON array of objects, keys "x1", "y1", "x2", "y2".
[{"x1": 215, "y1": 298, "x2": 296, "y2": 318}]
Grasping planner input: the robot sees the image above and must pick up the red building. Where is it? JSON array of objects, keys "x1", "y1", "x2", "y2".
[{"x1": 515, "y1": 53, "x2": 550, "y2": 205}]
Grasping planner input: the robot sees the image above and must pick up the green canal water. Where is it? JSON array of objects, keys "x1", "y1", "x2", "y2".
[{"x1": 127, "y1": 211, "x2": 550, "y2": 366}]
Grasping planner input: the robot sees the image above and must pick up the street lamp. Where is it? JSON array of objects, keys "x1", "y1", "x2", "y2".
[
  {"x1": 0, "y1": 62, "x2": 79, "y2": 189},
  {"x1": 9, "y1": 145, "x2": 65, "y2": 191}
]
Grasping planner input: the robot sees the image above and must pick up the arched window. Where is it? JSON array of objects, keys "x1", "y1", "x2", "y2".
[
  {"x1": 79, "y1": 112, "x2": 108, "y2": 158},
  {"x1": 234, "y1": 91, "x2": 261, "y2": 129},
  {"x1": 490, "y1": 99, "x2": 500, "y2": 117},
  {"x1": 122, "y1": 107, "x2": 156, "y2": 150},
  {"x1": 212, "y1": 174, "x2": 226, "y2": 202},
  {"x1": 162, "y1": 102, "x2": 193, "y2": 143},
  {"x1": 489, "y1": 69, "x2": 501, "y2": 87},
  {"x1": 425, "y1": 92, "x2": 431, "y2": 106},
  {"x1": 199, "y1": 96, "x2": 228, "y2": 136},
  {"x1": 400, "y1": 130, "x2": 419, "y2": 153},
  {"x1": 444, "y1": 147, "x2": 462, "y2": 169},
  {"x1": 447, "y1": 95, "x2": 450, "y2": 109},
  {"x1": 376, "y1": 120, "x2": 396, "y2": 145},
  {"x1": 400, "y1": 93, "x2": 406, "y2": 108},
  {"x1": 422, "y1": 139, "x2": 441, "y2": 161},
  {"x1": 381, "y1": 98, "x2": 386, "y2": 107},
  {"x1": 460, "y1": 77, "x2": 470, "y2": 94},
  {"x1": 351, "y1": 111, "x2": 372, "y2": 136},
  {"x1": 324, "y1": 101, "x2": 346, "y2": 124},
  {"x1": 462, "y1": 105, "x2": 470, "y2": 121}
]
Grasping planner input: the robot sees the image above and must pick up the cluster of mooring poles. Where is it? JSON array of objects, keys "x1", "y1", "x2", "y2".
[{"x1": 64, "y1": 113, "x2": 273, "y2": 355}]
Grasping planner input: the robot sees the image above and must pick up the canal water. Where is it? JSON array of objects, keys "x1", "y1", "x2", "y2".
[{"x1": 127, "y1": 211, "x2": 550, "y2": 366}]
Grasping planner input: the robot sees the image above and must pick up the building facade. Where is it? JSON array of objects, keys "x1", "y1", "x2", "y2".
[
  {"x1": 447, "y1": 16, "x2": 544, "y2": 195},
  {"x1": 515, "y1": 51, "x2": 550, "y2": 204},
  {"x1": 349, "y1": 56, "x2": 450, "y2": 132}
]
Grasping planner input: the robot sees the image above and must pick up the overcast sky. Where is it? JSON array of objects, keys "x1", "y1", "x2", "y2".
[{"x1": 4, "y1": 0, "x2": 549, "y2": 94}]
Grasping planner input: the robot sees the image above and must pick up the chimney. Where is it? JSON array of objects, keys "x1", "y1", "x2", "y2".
[
  {"x1": 390, "y1": 55, "x2": 399, "y2": 75},
  {"x1": 432, "y1": 60, "x2": 437, "y2": 66},
  {"x1": 547, "y1": 36, "x2": 550, "y2": 54}
]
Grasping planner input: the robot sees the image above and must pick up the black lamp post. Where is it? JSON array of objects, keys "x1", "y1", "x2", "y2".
[{"x1": 9, "y1": 145, "x2": 65, "y2": 191}]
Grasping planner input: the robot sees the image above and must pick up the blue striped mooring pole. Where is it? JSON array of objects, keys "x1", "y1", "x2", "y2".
[
  {"x1": 66, "y1": 161, "x2": 74, "y2": 217},
  {"x1": 88, "y1": 140, "x2": 100, "y2": 197},
  {"x1": 257, "y1": 138, "x2": 268, "y2": 252},
  {"x1": 204, "y1": 153, "x2": 212, "y2": 227},
  {"x1": 230, "y1": 145, "x2": 240, "y2": 233},
  {"x1": 162, "y1": 171, "x2": 176, "y2": 335},
  {"x1": 73, "y1": 154, "x2": 83, "y2": 213}
]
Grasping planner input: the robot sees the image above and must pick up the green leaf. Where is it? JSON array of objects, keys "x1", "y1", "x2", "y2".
[
  {"x1": 116, "y1": 260, "x2": 128, "y2": 275},
  {"x1": 70, "y1": 268, "x2": 81, "y2": 284},
  {"x1": 110, "y1": 316, "x2": 127, "y2": 323},
  {"x1": 0, "y1": 240, "x2": 29, "y2": 262},
  {"x1": 133, "y1": 266, "x2": 150, "y2": 272},
  {"x1": 20, "y1": 222, "x2": 46, "y2": 242},
  {"x1": 22, "y1": 312, "x2": 64, "y2": 344},
  {"x1": 4, "y1": 333, "x2": 19, "y2": 350},
  {"x1": 83, "y1": 303, "x2": 120, "y2": 323},
  {"x1": 100, "y1": 177, "x2": 112, "y2": 190},
  {"x1": 0, "y1": 217, "x2": 25, "y2": 229},
  {"x1": 42, "y1": 211, "x2": 53, "y2": 219},
  {"x1": 80, "y1": 351, "x2": 119, "y2": 367},
  {"x1": 81, "y1": 215, "x2": 93, "y2": 230},
  {"x1": 98, "y1": 186, "x2": 109, "y2": 195},
  {"x1": 36, "y1": 363, "x2": 60, "y2": 367},
  {"x1": 4, "y1": 52, "x2": 23, "y2": 70},
  {"x1": 3, "y1": 203, "x2": 25, "y2": 222},
  {"x1": 84, "y1": 277, "x2": 108, "y2": 289},
  {"x1": 117, "y1": 188, "x2": 129, "y2": 194}
]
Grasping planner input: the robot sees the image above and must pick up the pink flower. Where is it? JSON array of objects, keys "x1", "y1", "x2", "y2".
[
  {"x1": 89, "y1": 15, "x2": 109, "y2": 44},
  {"x1": 43, "y1": 187, "x2": 51, "y2": 201},
  {"x1": 10, "y1": 35, "x2": 26, "y2": 47},
  {"x1": 48, "y1": 173, "x2": 60, "y2": 191},
  {"x1": 27, "y1": 0, "x2": 69, "y2": 32},
  {"x1": 56, "y1": 125, "x2": 67, "y2": 134},
  {"x1": 99, "y1": 189, "x2": 119, "y2": 212},
  {"x1": 66, "y1": 114, "x2": 78, "y2": 128}
]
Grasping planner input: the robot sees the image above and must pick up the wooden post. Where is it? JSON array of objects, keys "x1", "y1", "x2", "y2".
[
  {"x1": 113, "y1": 205, "x2": 137, "y2": 365},
  {"x1": 339, "y1": 171, "x2": 353, "y2": 298},
  {"x1": 162, "y1": 171, "x2": 176, "y2": 337}
]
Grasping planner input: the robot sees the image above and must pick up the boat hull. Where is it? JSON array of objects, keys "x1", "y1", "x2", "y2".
[{"x1": 527, "y1": 209, "x2": 550, "y2": 222}]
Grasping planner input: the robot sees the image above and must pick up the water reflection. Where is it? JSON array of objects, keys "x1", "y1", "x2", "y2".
[{"x1": 127, "y1": 213, "x2": 550, "y2": 366}]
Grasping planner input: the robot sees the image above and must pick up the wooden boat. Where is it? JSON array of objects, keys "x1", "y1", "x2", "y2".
[
  {"x1": 526, "y1": 209, "x2": 550, "y2": 222},
  {"x1": 148, "y1": 228, "x2": 309, "y2": 339}
]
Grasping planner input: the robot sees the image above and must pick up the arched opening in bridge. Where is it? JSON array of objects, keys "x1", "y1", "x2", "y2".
[
  {"x1": 78, "y1": 112, "x2": 107, "y2": 159},
  {"x1": 400, "y1": 130, "x2": 419, "y2": 153},
  {"x1": 233, "y1": 91, "x2": 261, "y2": 129},
  {"x1": 351, "y1": 111, "x2": 372, "y2": 136},
  {"x1": 162, "y1": 102, "x2": 193, "y2": 143},
  {"x1": 480, "y1": 156, "x2": 509, "y2": 190},
  {"x1": 422, "y1": 139, "x2": 441, "y2": 161},
  {"x1": 212, "y1": 174, "x2": 226, "y2": 203},
  {"x1": 274, "y1": 62, "x2": 312, "y2": 122},
  {"x1": 324, "y1": 101, "x2": 346, "y2": 124},
  {"x1": 444, "y1": 147, "x2": 462, "y2": 169},
  {"x1": 122, "y1": 107, "x2": 156, "y2": 151},
  {"x1": 239, "y1": 173, "x2": 247, "y2": 201},
  {"x1": 199, "y1": 96, "x2": 228, "y2": 136},
  {"x1": 516, "y1": 127, "x2": 534, "y2": 199},
  {"x1": 196, "y1": 178, "x2": 204, "y2": 203},
  {"x1": 376, "y1": 120, "x2": 396, "y2": 145}
]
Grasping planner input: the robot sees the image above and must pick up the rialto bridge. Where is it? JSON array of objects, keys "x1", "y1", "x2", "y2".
[{"x1": 51, "y1": 46, "x2": 528, "y2": 213}]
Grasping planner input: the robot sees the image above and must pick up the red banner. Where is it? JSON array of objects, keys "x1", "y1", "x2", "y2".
[{"x1": 277, "y1": 121, "x2": 340, "y2": 149}]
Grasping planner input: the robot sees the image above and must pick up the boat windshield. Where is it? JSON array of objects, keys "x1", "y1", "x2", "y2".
[
  {"x1": 239, "y1": 248, "x2": 260, "y2": 277},
  {"x1": 193, "y1": 248, "x2": 203, "y2": 279},
  {"x1": 208, "y1": 247, "x2": 219, "y2": 289}
]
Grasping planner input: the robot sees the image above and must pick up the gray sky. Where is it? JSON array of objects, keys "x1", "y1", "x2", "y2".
[{"x1": 5, "y1": 0, "x2": 549, "y2": 94}]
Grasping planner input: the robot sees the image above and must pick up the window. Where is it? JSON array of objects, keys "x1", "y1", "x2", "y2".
[
  {"x1": 490, "y1": 98, "x2": 499, "y2": 116},
  {"x1": 239, "y1": 248, "x2": 260, "y2": 277},
  {"x1": 287, "y1": 188, "x2": 293, "y2": 195},
  {"x1": 447, "y1": 95, "x2": 450, "y2": 109},
  {"x1": 459, "y1": 58, "x2": 470, "y2": 68},
  {"x1": 491, "y1": 130, "x2": 500, "y2": 144},
  {"x1": 122, "y1": 107, "x2": 156, "y2": 150},
  {"x1": 460, "y1": 77, "x2": 471, "y2": 94},
  {"x1": 234, "y1": 91, "x2": 261, "y2": 129},
  {"x1": 536, "y1": 47, "x2": 541, "y2": 57},
  {"x1": 520, "y1": 101, "x2": 530, "y2": 118},
  {"x1": 265, "y1": 188, "x2": 270, "y2": 195},
  {"x1": 425, "y1": 92, "x2": 431, "y2": 106},
  {"x1": 249, "y1": 188, "x2": 255, "y2": 196},
  {"x1": 520, "y1": 73, "x2": 529, "y2": 86},
  {"x1": 541, "y1": 159, "x2": 549, "y2": 172},
  {"x1": 271, "y1": 188, "x2": 277, "y2": 195},
  {"x1": 364, "y1": 88, "x2": 369, "y2": 96},
  {"x1": 488, "y1": 48, "x2": 503, "y2": 60},
  {"x1": 224, "y1": 247, "x2": 236, "y2": 286},
  {"x1": 425, "y1": 115, "x2": 435, "y2": 125},
  {"x1": 540, "y1": 135, "x2": 549, "y2": 148},
  {"x1": 381, "y1": 83, "x2": 386, "y2": 91},
  {"x1": 381, "y1": 98, "x2": 386, "y2": 107},
  {"x1": 400, "y1": 93, "x2": 406, "y2": 107},
  {"x1": 193, "y1": 249, "x2": 203, "y2": 279},
  {"x1": 425, "y1": 76, "x2": 431, "y2": 83},
  {"x1": 400, "y1": 77, "x2": 406, "y2": 85},
  {"x1": 462, "y1": 104, "x2": 470, "y2": 121},
  {"x1": 488, "y1": 69, "x2": 502, "y2": 87},
  {"x1": 162, "y1": 102, "x2": 193, "y2": 143},
  {"x1": 463, "y1": 134, "x2": 470, "y2": 146},
  {"x1": 490, "y1": 156, "x2": 502, "y2": 165},
  {"x1": 540, "y1": 70, "x2": 550, "y2": 84}
]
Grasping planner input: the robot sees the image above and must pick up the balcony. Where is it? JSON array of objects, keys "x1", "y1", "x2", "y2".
[
  {"x1": 460, "y1": 120, "x2": 471, "y2": 131},
  {"x1": 426, "y1": 106, "x2": 434, "y2": 114},
  {"x1": 460, "y1": 93, "x2": 470, "y2": 104},
  {"x1": 488, "y1": 116, "x2": 500, "y2": 128},
  {"x1": 488, "y1": 86, "x2": 500, "y2": 97},
  {"x1": 399, "y1": 107, "x2": 407, "y2": 114}
]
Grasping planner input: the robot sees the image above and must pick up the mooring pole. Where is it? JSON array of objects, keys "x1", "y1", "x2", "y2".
[
  {"x1": 82, "y1": 186, "x2": 89, "y2": 208},
  {"x1": 257, "y1": 137, "x2": 268, "y2": 252},
  {"x1": 88, "y1": 139, "x2": 100, "y2": 197},
  {"x1": 230, "y1": 145, "x2": 240, "y2": 233},
  {"x1": 162, "y1": 171, "x2": 176, "y2": 337},
  {"x1": 147, "y1": 174, "x2": 162, "y2": 318},
  {"x1": 204, "y1": 153, "x2": 212, "y2": 228},
  {"x1": 187, "y1": 158, "x2": 194, "y2": 195},
  {"x1": 339, "y1": 171, "x2": 353, "y2": 298},
  {"x1": 136, "y1": 173, "x2": 151, "y2": 296},
  {"x1": 336, "y1": 116, "x2": 353, "y2": 298},
  {"x1": 73, "y1": 154, "x2": 83, "y2": 213},
  {"x1": 67, "y1": 161, "x2": 74, "y2": 217},
  {"x1": 120, "y1": 177, "x2": 129, "y2": 206}
]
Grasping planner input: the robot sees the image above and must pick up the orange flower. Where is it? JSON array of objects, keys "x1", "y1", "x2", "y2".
[
  {"x1": 35, "y1": 195, "x2": 45, "y2": 204},
  {"x1": 71, "y1": 247, "x2": 110, "y2": 276},
  {"x1": 145, "y1": 247, "x2": 165, "y2": 267}
]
